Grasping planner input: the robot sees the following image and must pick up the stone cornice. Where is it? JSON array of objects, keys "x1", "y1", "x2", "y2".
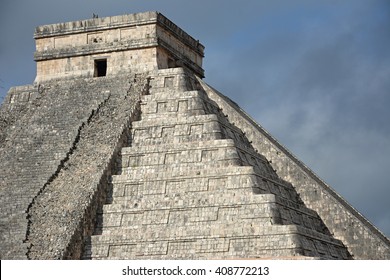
[
  {"x1": 34, "y1": 38, "x2": 159, "y2": 61},
  {"x1": 34, "y1": 37, "x2": 205, "y2": 78},
  {"x1": 34, "y1": 11, "x2": 204, "y2": 57},
  {"x1": 34, "y1": 11, "x2": 159, "y2": 39}
]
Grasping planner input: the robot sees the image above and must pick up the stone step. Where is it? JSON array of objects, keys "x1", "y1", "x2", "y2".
[
  {"x1": 104, "y1": 188, "x2": 318, "y2": 219},
  {"x1": 97, "y1": 200, "x2": 324, "y2": 230},
  {"x1": 114, "y1": 165, "x2": 254, "y2": 182},
  {"x1": 140, "y1": 92, "x2": 206, "y2": 119},
  {"x1": 86, "y1": 70, "x2": 352, "y2": 260},
  {"x1": 93, "y1": 225, "x2": 348, "y2": 260},
  {"x1": 120, "y1": 152, "x2": 277, "y2": 185},
  {"x1": 111, "y1": 173, "x2": 259, "y2": 200},
  {"x1": 135, "y1": 105, "x2": 249, "y2": 141},
  {"x1": 131, "y1": 115, "x2": 223, "y2": 145},
  {"x1": 141, "y1": 110, "x2": 205, "y2": 120},
  {"x1": 141, "y1": 90, "x2": 204, "y2": 103},
  {"x1": 133, "y1": 132, "x2": 222, "y2": 146},
  {"x1": 111, "y1": 174, "x2": 294, "y2": 202},
  {"x1": 123, "y1": 139, "x2": 270, "y2": 168},
  {"x1": 89, "y1": 226, "x2": 307, "y2": 259},
  {"x1": 131, "y1": 113, "x2": 255, "y2": 151},
  {"x1": 114, "y1": 166, "x2": 288, "y2": 197},
  {"x1": 92, "y1": 222, "x2": 294, "y2": 244},
  {"x1": 120, "y1": 161, "x2": 255, "y2": 177},
  {"x1": 147, "y1": 68, "x2": 198, "y2": 92},
  {"x1": 120, "y1": 150, "x2": 239, "y2": 168},
  {"x1": 123, "y1": 139, "x2": 235, "y2": 154},
  {"x1": 98, "y1": 203, "x2": 277, "y2": 229},
  {"x1": 105, "y1": 189, "x2": 269, "y2": 213},
  {"x1": 118, "y1": 165, "x2": 282, "y2": 189},
  {"x1": 121, "y1": 139, "x2": 239, "y2": 167},
  {"x1": 140, "y1": 90, "x2": 215, "y2": 110},
  {"x1": 132, "y1": 111, "x2": 219, "y2": 128},
  {"x1": 89, "y1": 223, "x2": 347, "y2": 259}
]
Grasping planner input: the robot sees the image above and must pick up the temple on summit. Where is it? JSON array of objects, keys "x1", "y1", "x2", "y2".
[{"x1": 0, "y1": 11, "x2": 389, "y2": 260}]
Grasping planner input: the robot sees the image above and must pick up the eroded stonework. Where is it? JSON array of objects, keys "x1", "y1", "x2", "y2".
[
  {"x1": 33, "y1": 11, "x2": 204, "y2": 83},
  {"x1": 0, "y1": 11, "x2": 389, "y2": 260},
  {"x1": 84, "y1": 68, "x2": 351, "y2": 260}
]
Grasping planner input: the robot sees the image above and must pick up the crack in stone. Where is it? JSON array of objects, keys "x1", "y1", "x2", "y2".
[{"x1": 24, "y1": 92, "x2": 111, "y2": 259}]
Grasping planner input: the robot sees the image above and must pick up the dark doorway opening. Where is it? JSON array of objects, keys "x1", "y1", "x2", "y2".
[{"x1": 94, "y1": 59, "x2": 107, "y2": 77}]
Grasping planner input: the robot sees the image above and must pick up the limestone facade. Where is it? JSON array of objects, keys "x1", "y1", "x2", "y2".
[
  {"x1": 0, "y1": 11, "x2": 389, "y2": 260},
  {"x1": 34, "y1": 11, "x2": 204, "y2": 82},
  {"x1": 85, "y1": 68, "x2": 351, "y2": 259}
]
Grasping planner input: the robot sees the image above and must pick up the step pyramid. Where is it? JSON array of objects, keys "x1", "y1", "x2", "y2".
[
  {"x1": 85, "y1": 68, "x2": 351, "y2": 259},
  {"x1": 1, "y1": 11, "x2": 389, "y2": 260}
]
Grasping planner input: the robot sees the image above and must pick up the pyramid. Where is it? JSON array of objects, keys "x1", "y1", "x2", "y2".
[
  {"x1": 0, "y1": 12, "x2": 389, "y2": 260},
  {"x1": 84, "y1": 68, "x2": 351, "y2": 260}
]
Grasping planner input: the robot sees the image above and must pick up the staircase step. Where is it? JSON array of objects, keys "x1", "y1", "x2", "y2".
[
  {"x1": 86, "y1": 69, "x2": 350, "y2": 260},
  {"x1": 142, "y1": 90, "x2": 202, "y2": 101},
  {"x1": 114, "y1": 166, "x2": 291, "y2": 200},
  {"x1": 90, "y1": 226, "x2": 306, "y2": 259},
  {"x1": 104, "y1": 189, "x2": 319, "y2": 219},
  {"x1": 121, "y1": 139, "x2": 239, "y2": 167},
  {"x1": 132, "y1": 113, "x2": 219, "y2": 128},
  {"x1": 119, "y1": 164, "x2": 255, "y2": 179},
  {"x1": 111, "y1": 172, "x2": 259, "y2": 200},
  {"x1": 122, "y1": 139, "x2": 235, "y2": 154},
  {"x1": 92, "y1": 222, "x2": 294, "y2": 244},
  {"x1": 98, "y1": 203, "x2": 277, "y2": 229},
  {"x1": 89, "y1": 223, "x2": 346, "y2": 259},
  {"x1": 123, "y1": 142, "x2": 279, "y2": 187}
]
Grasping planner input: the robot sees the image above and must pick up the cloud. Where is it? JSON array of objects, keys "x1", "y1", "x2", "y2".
[{"x1": 203, "y1": 1, "x2": 390, "y2": 236}]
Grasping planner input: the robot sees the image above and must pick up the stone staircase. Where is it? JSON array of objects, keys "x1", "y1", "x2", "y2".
[{"x1": 85, "y1": 68, "x2": 351, "y2": 259}]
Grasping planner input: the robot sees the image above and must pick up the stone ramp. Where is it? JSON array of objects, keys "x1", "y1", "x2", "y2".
[
  {"x1": 0, "y1": 74, "x2": 146, "y2": 259},
  {"x1": 86, "y1": 68, "x2": 351, "y2": 259},
  {"x1": 0, "y1": 78, "x2": 116, "y2": 259}
]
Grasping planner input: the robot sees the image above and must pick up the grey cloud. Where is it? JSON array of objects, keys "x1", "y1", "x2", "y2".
[{"x1": 203, "y1": 1, "x2": 390, "y2": 237}]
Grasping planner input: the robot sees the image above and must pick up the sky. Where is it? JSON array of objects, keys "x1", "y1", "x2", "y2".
[{"x1": 0, "y1": 0, "x2": 389, "y2": 238}]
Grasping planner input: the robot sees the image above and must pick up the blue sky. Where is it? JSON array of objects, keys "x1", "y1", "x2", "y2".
[{"x1": 1, "y1": 0, "x2": 389, "y2": 238}]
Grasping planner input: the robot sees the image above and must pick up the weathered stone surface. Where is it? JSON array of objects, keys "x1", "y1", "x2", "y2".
[
  {"x1": 198, "y1": 80, "x2": 390, "y2": 259},
  {"x1": 0, "y1": 74, "x2": 147, "y2": 259},
  {"x1": 84, "y1": 68, "x2": 351, "y2": 260},
  {"x1": 0, "y1": 11, "x2": 389, "y2": 260},
  {"x1": 34, "y1": 11, "x2": 204, "y2": 83}
]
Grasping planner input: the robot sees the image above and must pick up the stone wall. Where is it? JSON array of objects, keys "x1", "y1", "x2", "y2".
[
  {"x1": 36, "y1": 47, "x2": 158, "y2": 81},
  {"x1": 35, "y1": 24, "x2": 156, "y2": 51},
  {"x1": 34, "y1": 11, "x2": 204, "y2": 83},
  {"x1": 198, "y1": 79, "x2": 390, "y2": 259},
  {"x1": 0, "y1": 73, "x2": 147, "y2": 259},
  {"x1": 86, "y1": 68, "x2": 351, "y2": 260},
  {"x1": 27, "y1": 73, "x2": 149, "y2": 259}
]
